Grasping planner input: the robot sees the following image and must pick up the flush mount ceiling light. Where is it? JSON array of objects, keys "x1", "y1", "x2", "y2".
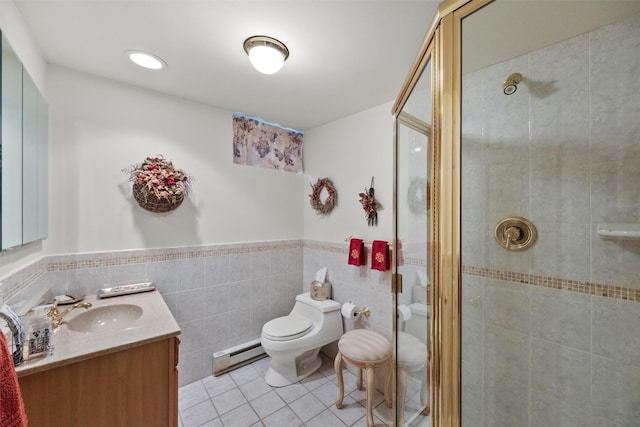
[
  {"x1": 243, "y1": 35, "x2": 289, "y2": 75},
  {"x1": 125, "y1": 50, "x2": 167, "y2": 70}
]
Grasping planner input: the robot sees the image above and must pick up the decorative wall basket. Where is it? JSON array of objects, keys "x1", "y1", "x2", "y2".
[
  {"x1": 132, "y1": 182, "x2": 184, "y2": 213},
  {"x1": 124, "y1": 155, "x2": 191, "y2": 214}
]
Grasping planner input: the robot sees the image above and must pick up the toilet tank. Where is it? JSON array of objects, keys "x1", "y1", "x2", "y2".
[{"x1": 291, "y1": 292, "x2": 341, "y2": 325}]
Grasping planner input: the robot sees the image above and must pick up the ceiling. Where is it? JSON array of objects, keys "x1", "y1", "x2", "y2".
[{"x1": 14, "y1": 0, "x2": 440, "y2": 131}]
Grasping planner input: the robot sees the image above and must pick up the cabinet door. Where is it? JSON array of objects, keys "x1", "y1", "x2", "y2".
[
  {"x1": 36, "y1": 89, "x2": 48, "y2": 240},
  {"x1": 22, "y1": 69, "x2": 37, "y2": 243},
  {"x1": 1, "y1": 33, "x2": 23, "y2": 249},
  {"x1": 21, "y1": 69, "x2": 48, "y2": 244}
]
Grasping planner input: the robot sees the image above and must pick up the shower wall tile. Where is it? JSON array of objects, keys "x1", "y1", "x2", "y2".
[
  {"x1": 529, "y1": 391, "x2": 593, "y2": 427},
  {"x1": 484, "y1": 324, "x2": 530, "y2": 386},
  {"x1": 483, "y1": 279, "x2": 530, "y2": 334},
  {"x1": 530, "y1": 287, "x2": 591, "y2": 351},
  {"x1": 461, "y1": 274, "x2": 483, "y2": 322},
  {"x1": 530, "y1": 222, "x2": 590, "y2": 282},
  {"x1": 590, "y1": 17, "x2": 640, "y2": 104},
  {"x1": 530, "y1": 338, "x2": 591, "y2": 409},
  {"x1": 591, "y1": 355, "x2": 640, "y2": 426},
  {"x1": 590, "y1": 225, "x2": 640, "y2": 289},
  {"x1": 462, "y1": 318, "x2": 483, "y2": 414},
  {"x1": 482, "y1": 377, "x2": 529, "y2": 427},
  {"x1": 529, "y1": 161, "x2": 590, "y2": 225},
  {"x1": 592, "y1": 296, "x2": 640, "y2": 367}
]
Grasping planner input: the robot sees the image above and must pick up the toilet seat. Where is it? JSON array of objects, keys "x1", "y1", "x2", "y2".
[{"x1": 263, "y1": 315, "x2": 313, "y2": 341}]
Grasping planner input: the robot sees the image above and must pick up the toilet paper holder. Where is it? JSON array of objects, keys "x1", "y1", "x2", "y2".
[{"x1": 350, "y1": 302, "x2": 370, "y2": 318}]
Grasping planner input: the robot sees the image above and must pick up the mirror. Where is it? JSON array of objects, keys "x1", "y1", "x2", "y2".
[{"x1": 1, "y1": 32, "x2": 23, "y2": 249}]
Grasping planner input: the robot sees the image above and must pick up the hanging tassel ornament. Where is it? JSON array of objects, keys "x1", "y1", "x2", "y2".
[{"x1": 358, "y1": 177, "x2": 381, "y2": 226}]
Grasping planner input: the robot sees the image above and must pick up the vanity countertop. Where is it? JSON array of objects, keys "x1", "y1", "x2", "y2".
[{"x1": 15, "y1": 290, "x2": 180, "y2": 377}]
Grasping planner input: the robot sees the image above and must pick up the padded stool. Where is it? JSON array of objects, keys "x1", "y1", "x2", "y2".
[
  {"x1": 334, "y1": 329, "x2": 392, "y2": 427},
  {"x1": 397, "y1": 332, "x2": 428, "y2": 426}
]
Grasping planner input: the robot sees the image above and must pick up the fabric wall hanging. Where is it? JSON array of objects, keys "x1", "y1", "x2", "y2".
[
  {"x1": 124, "y1": 155, "x2": 191, "y2": 213},
  {"x1": 232, "y1": 112, "x2": 303, "y2": 173},
  {"x1": 309, "y1": 178, "x2": 337, "y2": 215}
]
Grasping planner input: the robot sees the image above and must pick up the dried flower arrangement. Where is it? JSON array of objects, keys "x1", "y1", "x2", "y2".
[
  {"x1": 309, "y1": 178, "x2": 337, "y2": 215},
  {"x1": 123, "y1": 155, "x2": 191, "y2": 213}
]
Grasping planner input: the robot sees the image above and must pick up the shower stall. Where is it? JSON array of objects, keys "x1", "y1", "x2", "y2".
[{"x1": 393, "y1": 0, "x2": 640, "y2": 425}]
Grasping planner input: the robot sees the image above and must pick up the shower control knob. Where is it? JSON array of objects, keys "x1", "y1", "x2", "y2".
[{"x1": 495, "y1": 217, "x2": 537, "y2": 251}]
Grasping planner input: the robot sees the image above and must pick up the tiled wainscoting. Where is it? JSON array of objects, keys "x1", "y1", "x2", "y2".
[{"x1": 2, "y1": 239, "x2": 397, "y2": 386}]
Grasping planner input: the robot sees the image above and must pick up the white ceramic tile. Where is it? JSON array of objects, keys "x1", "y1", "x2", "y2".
[
  {"x1": 220, "y1": 402, "x2": 260, "y2": 427},
  {"x1": 249, "y1": 390, "x2": 285, "y2": 419},
  {"x1": 202, "y1": 374, "x2": 236, "y2": 398},
  {"x1": 180, "y1": 399, "x2": 218, "y2": 427},
  {"x1": 262, "y1": 406, "x2": 302, "y2": 427},
  {"x1": 289, "y1": 391, "x2": 328, "y2": 422},
  {"x1": 274, "y1": 383, "x2": 309, "y2": 404},
  {"x1": 239, "y1": 376, "x2": 272, "y2": 402},
  {"x1": 211, "y1": 387, "x2": 247, "y2": 416},
  {"x1": 178, "y1": 380, "x2": 209, "y2": 411}
]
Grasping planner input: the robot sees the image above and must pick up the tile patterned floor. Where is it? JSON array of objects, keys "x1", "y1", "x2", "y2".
[{"x1": 178, "y1": 354, "x2": 396, "y2": 427}]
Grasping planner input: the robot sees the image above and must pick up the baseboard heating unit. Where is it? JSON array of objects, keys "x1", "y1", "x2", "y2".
[{"x1": 213, "y1": 338, "x2": 267, "y2": 376}]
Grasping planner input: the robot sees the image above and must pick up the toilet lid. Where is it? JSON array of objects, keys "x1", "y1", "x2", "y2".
[{"x1": 263, "y1": 316, "x2": 313, "y2": 341}]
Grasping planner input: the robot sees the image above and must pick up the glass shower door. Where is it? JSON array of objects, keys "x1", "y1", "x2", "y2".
[
  {"x1": 394, "y1": 51, "x2": 433, "y2": 427},
  {"x1": 459, "y1": 1, "x2": 640, "y2": 425}
]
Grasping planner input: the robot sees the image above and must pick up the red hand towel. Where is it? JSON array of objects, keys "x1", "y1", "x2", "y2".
[
  {"x1": 371, "y1": 240, "x2": 390, "y2": 271},
  {"x1": 348, "y1": 238, "x2": 365, "y2": 266},
  {"x1": 0, "y1": 332, "x2": 28, "y2": 427},
  {"x1": 395, "y1": 239, "x2": 404, "y2": 267}
]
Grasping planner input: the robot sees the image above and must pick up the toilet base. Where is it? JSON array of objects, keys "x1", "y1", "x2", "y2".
[{"x1": 264, "y1": 351, "x2": 322, "y2": 387}]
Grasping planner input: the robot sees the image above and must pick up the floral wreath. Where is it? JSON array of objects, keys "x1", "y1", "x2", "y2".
[
  {"x1": 309, "y1": 178, "x2": 337, "y2": 215},
  {"x1": 407, "y1": 177, "x2": 429, "y2": 215}
]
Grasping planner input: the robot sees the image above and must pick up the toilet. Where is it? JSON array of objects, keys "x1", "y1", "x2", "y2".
[{"x1": 261, "y1": 292, "x2": 343, "y2": 387}]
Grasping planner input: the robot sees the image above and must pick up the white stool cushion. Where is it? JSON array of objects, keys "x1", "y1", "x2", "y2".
[{"x1": 338, "y1": 329, "x2": 391, "y2": 364}]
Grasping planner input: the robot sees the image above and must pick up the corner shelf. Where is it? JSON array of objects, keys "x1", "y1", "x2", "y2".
[{"x1": 597, "y1": 223, "x2": 640, "y2": 239}]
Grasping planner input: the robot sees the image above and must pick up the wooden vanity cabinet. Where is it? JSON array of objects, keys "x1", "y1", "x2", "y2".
[{"x1": 18, "y1": 336, "x2": 180, "y2": 427}]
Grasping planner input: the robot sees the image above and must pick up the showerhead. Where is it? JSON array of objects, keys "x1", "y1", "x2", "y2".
[{"x1": 503, "y1": 72, "x2": 523, "y2": 95}]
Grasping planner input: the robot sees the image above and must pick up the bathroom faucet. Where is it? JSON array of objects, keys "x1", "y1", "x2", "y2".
[{"x1": 47, "y1": 301, "x2": 93, "y2": 328}]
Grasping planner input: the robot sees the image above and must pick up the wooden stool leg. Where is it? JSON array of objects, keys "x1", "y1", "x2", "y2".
[
  {"x1": 384, "y1": 359, "x2": 392, "y2": 408},
  {"x1": 366, "y1": 366, "x2": 375, "y2": 427},
  {"x1": 397, "y1": 367, "x2": 408, "y2": 427},
  {"x1": 357, "y1": 367, "x2": 363, "y2": 390},
  {"x1": 334, "y1": 352, "x2": 344, "y2": 409}
]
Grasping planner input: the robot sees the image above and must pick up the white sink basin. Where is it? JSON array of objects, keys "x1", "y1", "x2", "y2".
[{"x1": 67, "y1": 304, "x2": 143, "y2": 333}]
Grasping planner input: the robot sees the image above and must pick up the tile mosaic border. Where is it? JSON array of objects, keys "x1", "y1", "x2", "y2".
[
  {"x1": 462, "y1": 265, "x2": 640, "y2": 303},
  {"x1": 46, "y1": 240, "x2": 303, "y2": 272}
]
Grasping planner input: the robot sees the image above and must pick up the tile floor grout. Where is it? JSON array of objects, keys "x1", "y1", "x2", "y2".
[{"x1": 178, "y1": 354, "x2": 398, "y2": 427}]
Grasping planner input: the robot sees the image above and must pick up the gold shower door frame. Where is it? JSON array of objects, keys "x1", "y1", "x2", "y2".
[{"x1": 392, "y1": 1, "x2": 493, "y2": 426}]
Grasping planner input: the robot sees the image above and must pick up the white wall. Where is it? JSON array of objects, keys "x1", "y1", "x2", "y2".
[
  {"x1": 46, "y1": 66, "x2": 303, "y2": 254},
  {"x1": 303, "y1": 102, "x2": 394, "y2": 243}
]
